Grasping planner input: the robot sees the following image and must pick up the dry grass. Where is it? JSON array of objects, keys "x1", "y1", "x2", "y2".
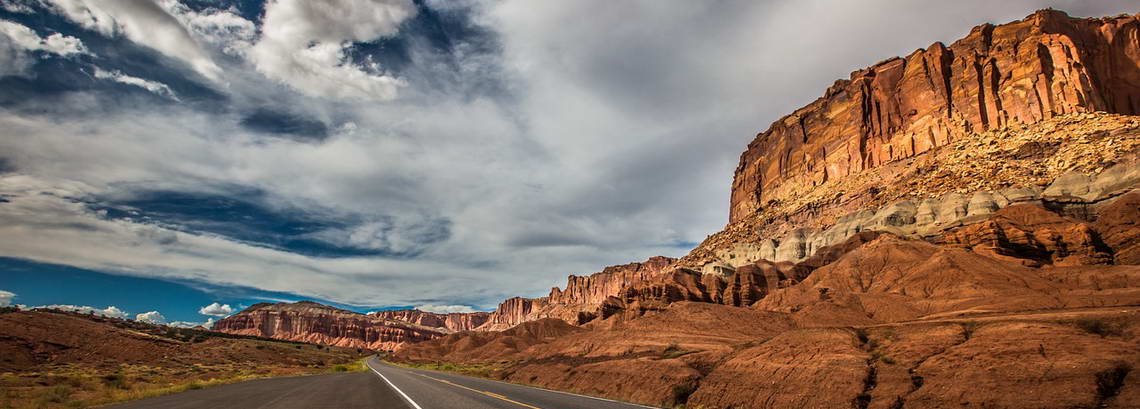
[{"x1": 0, "y1": 358, "x2": 370, "y2": 409}]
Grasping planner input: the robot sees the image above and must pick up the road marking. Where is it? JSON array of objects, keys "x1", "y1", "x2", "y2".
[
  {"x1": 416, "y1": 373, "x2": 543, "y2": 409},
  {"x1": 369, "y1": 364, "x2": 425, "y2": 409}
]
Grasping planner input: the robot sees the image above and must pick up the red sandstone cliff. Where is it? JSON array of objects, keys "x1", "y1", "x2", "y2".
[
  {"x1": 730, "y1": 10, "x2": 1140, "y2": 223},
  {"x1": 213, "y1": 301, "x2": 447, "y2": 351},
  {"x1": 369, "y1": 309, "x2": 490, "y2": 332},
  {"x1": 476, "y1": 256, "x2": 675, "y2": 330}
]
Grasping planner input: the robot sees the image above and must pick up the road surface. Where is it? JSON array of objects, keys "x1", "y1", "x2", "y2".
[{"x1": 106, "y1": 356, "x2": 657, "y2": 409}]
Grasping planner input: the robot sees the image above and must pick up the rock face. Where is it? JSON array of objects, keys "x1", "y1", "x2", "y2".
[
  {"x1": 214, "y1": 301, "x2": 447, "y2": 351},
  {"x1": 476, "y1": 256, "x2": 675, "y2": 331},
  {"x1": 730, "y1": 10, "x2": 1140, "y2": 224},
  {"x1": 369, "y1": 309, "x2": 490, "y2": 332}
]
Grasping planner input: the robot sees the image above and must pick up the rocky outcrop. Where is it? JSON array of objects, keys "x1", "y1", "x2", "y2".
[
  {"x1": 730, "y1": 10, "x2": 1140, "y2": 224},
  {"x1": 709, "y1": 162, "x2": 1140, "y2": 266},
  {"x1": 214, "y1": 301, "x2": 446, "y2": 351},
  {"x1": 939, "y1": 204, "x2": 1113, "y2": 266},
  {"x1": 476, "y1": 256, "x2": 675, "y2": 331},
  {"x1": 369, "y1": 309, "x2": 490, "y2": 332},
  {"x1": 1095, "y1": 191, "x2": 1140, "y2": 264}
]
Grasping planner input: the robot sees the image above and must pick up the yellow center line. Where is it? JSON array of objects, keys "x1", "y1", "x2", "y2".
[{"x1": 415, "y1": 373, "x2": 544, "y2": 409}]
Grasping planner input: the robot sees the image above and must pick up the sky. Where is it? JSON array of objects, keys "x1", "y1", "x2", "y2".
[{"x1": 0, "y1": 0, "x2": 1135, "y2": 326}]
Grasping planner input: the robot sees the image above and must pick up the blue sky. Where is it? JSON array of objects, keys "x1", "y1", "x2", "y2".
[{"x1": 0, "y1": 0, "x2": 1135, "y2": 325}]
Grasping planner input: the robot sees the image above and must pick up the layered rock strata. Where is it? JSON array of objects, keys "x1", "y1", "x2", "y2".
[
  {"x1": 730, "y1": 10, "x2": 1140, "y2": 224},
  {"x1": 370, "y1": 309, "x2": 490, "y2": 332},
  {"x1": 214, "y1": 301, "x2": 448, "y2": 351},
  {"x1": 476, "y1": 256, "x2": 675, "y2": 331}
]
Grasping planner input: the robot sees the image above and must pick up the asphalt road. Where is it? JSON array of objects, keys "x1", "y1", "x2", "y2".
[{"x1": 106, "y1": 356, "x2": 657, "y2": 409}]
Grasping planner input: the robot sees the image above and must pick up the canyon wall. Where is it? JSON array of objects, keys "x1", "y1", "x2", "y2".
[
  {"x1": 370, "y1": 309, "x2": 490, "y2": 332},
  {"x1": 214, "y1": 301, "x2": 447, "y2": 351},
  {"x1": 730, "y1": 10, "x2": 1140, "y2": 223},
  {"x1": 476, "y1": 256, "x2": 675, "y2": 330}
]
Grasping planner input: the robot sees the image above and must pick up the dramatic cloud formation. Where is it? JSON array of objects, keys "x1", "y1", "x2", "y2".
[
  {"x1": 415, "y1": 304, "x2": 476, "y2": 314},
  {"x1": 249, "y1": 0, "x2": 417, "y2": 99},
  {"x1": 0, "y1": 290, "x2": 14, "y2": 307},
  {"x1": 135, "y1": 310, "x2": 167, "y2": 324},
  {"x1": 0, "y1": 0, "x2": 1136, "y2": 313},
  {"x1": 198, "y1": 302, "x2": 235, "y2": 317},
  {"x1": 38, "y1": 0, "x2": 220, "y2": 79}
]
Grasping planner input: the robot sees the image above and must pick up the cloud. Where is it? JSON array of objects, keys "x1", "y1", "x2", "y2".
[
  {"x1": 415, "y1": 304, "x2": 476, "y2": 314},
  {"x1": 159, "y1": 1, "x2": 256, "y2": 57},
  {"x1": 169, "y1": 317, "x2": 215, "y2": 328},
  {"x1": 93, "y1": 67, "x2": 180, "y2": 100},
  {"x1": 1, "y1": 0, "x2": 1138, "y2": 313},
  {"x1": 135, "y1": 310, "x2": 166, "y2": 324},
  {"x1": 0, "y1": 290, "x2": 14, "y2": 307},
  {"x1": 248, "y1": 0, "x2": 417, "y2": 99},
  {"x1": 34, "y1": 304, "x2": 129, "y2": 318},
  {"x1": 39, "y1": 0, "x2": 221, "y2": 80},
  {"x1": 0, "y1": 19, "x2": 87, "y2": 76},
  {"x1": 198, "y1": 302, "x2": 234, "y2": 317}
]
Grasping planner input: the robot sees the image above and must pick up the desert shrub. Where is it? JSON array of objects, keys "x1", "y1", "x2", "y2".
[
  {"x1": 1073, "y1": 318, "x2": 1124, "y2": 338},
  {"x1": 102, "y1": 373, "x2": 129, "y2": 390},
  {"x1": 333, "y1": 365, "x2": 348, "y2": 372},
  {"x1": 39, "y1": 385, "x2": 73, "y2": 403},
  {"x1": 880, "y1": 356, "x2": 896, "y2": 365},
  {"x1": 960, "y1": 321, "x2": 982, "y2": 340},
  {"x1": 853, "y1": 328, "x2": 870, "y2": 344},
  {"x1": 1096, "y1": 362, "x2": 1132, "y2": 401},
  {"x1": 187, "y1": 381, "x2": 204, "y2": 390},
  {"x1": 671, "y1": 382, "x2": 696, "y2": 405}
]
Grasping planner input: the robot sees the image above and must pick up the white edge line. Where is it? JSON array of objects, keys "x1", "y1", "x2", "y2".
[{"x1": 369, "y1": 360, "x2": 425, "y2": 409}]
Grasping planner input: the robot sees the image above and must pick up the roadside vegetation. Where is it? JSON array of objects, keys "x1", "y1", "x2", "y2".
[{"x1": 0, "y1": 310, "x2": 370, "y2": 409}]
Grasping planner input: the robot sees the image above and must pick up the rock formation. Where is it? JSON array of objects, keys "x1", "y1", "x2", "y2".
[
  {"x1": 729, "y1": 10, "x2": 1140, "y2": 224},
  {"x1": 475, "y1": 256, "x2": 675, "y2": 330},
  {"x1": 214, "y1": 301, "x2": 449, "y2": 351},
  {"x1": 394, "y1": 11, "x2": 1140, "y2": 408},
  {"x1": 369, "y1": 309, "x2": 490, "y2": 332}
]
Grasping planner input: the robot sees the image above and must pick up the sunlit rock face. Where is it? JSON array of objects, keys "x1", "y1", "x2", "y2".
[
  {"x1": 213, "y1": 301, "x2": 447, "y2": 351},
  {"x1": 729, "y1": 10, "x2": 1140, "y2": 224}
]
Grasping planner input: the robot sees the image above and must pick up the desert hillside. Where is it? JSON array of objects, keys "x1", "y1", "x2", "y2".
[{"x1": 0, "y1": 308, "x2": 369, "y2": 408}]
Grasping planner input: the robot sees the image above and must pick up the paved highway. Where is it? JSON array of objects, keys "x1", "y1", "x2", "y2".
[{"x1": 106, "y1": 356, "x2": 657, "y2": 409}]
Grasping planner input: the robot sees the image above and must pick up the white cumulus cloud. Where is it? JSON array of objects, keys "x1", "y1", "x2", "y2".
[
  {"x1": 198, "y1": 302, "x2": 234, "y2": 317},
  {"x1": 248, "y1": 0, "x2": 417, "y2": 100},
  {"x1": 35, "y1": 304, "x2": 129, "y2": 319},
  {"x1": 135, "y1": 310, "x2": 167, "y2": 324},
  {"x1": 170, "y1": 317, "x2": 215, "y2": 329},
  {"x1": 93, "y1": 67, "x2": 180, "y2": 100},
  {"x1": 0, "y1": 290, "x2": 14, "y2": 307},
  {"x1": 415, "y1": 304, "x2": 477, "y2": 314}
]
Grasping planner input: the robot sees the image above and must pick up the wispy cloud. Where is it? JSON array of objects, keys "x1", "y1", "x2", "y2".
[{"x1": 93, "y1": 68, "x2": 180, "y2": 100}]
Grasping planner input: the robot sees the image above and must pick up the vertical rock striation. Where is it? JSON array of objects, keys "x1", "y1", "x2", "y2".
[
  {"x1": 214, "y1": 301, "x2": 447, "y2": 351},
  {"x1": 730, "y1": 10, "x2": 1140, "y2": 223},
  {"x1": 369, "y1": 309, "x2": 490, "y2": 332}
]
